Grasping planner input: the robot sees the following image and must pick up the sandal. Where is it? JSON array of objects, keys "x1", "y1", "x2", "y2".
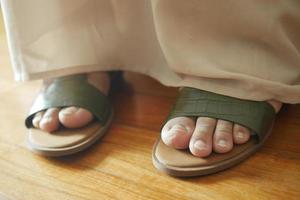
[
  {"x1": 25, "y1": 72, "x2": 121, "y2": 156},
  {"x1": 152, "y1": 87, "x2": 276, "y2": 177}
]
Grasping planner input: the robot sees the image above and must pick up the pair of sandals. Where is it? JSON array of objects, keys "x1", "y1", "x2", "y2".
[{"x1": 25, "y1": 73, "x2": 276, "y2": 177}]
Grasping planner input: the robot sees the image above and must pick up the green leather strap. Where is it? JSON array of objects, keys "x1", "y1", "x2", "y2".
[
  {"x1": 25, "y1": 74, "x2": 112, "y2": 128},
  {"x1": 167, "y1": 88, "x2": 276, "y2": 140}
]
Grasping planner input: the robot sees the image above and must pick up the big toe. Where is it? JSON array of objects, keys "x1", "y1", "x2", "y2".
[
  {"x1": 59, "y1": 106, "x2": 94, "y2": 129},
  {"x1": 161, "y1": 117, "x2": 195, "y2": 149}
]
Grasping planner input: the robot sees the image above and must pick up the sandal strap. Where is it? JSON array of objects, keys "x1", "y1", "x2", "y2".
[
  {"x1": 166, "y1": 87, "x2": 276, "y2": 140},
  {"x1": 25, "y1": 74, "x2": 112, "y2": 128}
]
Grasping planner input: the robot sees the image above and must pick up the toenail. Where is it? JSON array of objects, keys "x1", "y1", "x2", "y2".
[
  {"x1": 236, "y1": 131, "x2": 245, "y2": 139},
  {"x1": 61, "y1": 107, "x2": 78, "y2": 115},
  {"x1": 194, "y1": 140, "x2": 207, "y2": 150},
  {"x1": 217, "y1": 139, "x2": 228, "y2": 148},
  {"x1": 168, "y1": 124, "x2": 189, "y2": 134}
]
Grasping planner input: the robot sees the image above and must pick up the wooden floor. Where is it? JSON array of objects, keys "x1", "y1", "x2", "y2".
[{"x1": 0, "y1": 13, "x2": 299, "y2": 200}]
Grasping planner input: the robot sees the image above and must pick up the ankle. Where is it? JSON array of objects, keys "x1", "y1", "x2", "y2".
[
  {"x1": 267, "y1": 100, "x2": 282, "y2": 113},
  {"x1": 87, "y1": 72, "x2": 110, "y2": 95}
]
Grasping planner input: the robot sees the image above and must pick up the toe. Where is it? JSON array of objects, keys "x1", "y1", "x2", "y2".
[
  {"x1": 59, "y1": 106, "x2": 93, "y2": 129},
  {"x1": 161, "y1": 117, "x2": 195, "y2": 149},
  {"x1": 32, "y1": 111, "x2": 45, "y2": 128},
  {"x1": 39, "y1": 108, "x2": 60, "y2": 132},
  {"x1": 233, "y1": 124, "x2": 251, "y2": 144},
  {"x1": 189, "y1": 117, "x2": 217, "y2": 157},
  {"x1": 213, "y1": 120, "x2": 234, "y2": 154}
]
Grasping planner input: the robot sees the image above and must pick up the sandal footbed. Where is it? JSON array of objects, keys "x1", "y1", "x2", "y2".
[
  {"x1": 25, "y1": 73, "x2": 116, "y2": 156},
  {"x1": 152, "y1": 88, "x2": 275, "y2": 177}
]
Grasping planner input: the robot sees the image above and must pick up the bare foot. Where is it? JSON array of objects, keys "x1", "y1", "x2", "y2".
[
  {"x1": 161, "y1": 100, "x2": 282, "y2": 157},
  {"x1": 32, "y1": 72, "x2": 110, "y2": 132}
]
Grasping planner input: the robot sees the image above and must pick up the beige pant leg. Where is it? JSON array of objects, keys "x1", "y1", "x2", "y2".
[
  {"x1": 1, "y1": 0, "x2": 169, "y2": 81},
  {"x1": 1, "y1": 0, "x2": 300, "y2": 103},
  {"x1": 151, "y1": 0, "x2": 300, "y2": 103}
]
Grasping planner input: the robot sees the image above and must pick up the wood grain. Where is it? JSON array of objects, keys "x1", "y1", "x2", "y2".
[{"x1": 0, "y1": 12, "x2": 299, "y2": 200}]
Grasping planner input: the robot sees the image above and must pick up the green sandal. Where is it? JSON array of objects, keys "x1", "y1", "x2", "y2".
[
  {"x1": 25, "y1": 73, "x2": 118, "y2": 156},
  {"x1": 152, "y1": 87, "x2": 276, "y2": 177}
]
